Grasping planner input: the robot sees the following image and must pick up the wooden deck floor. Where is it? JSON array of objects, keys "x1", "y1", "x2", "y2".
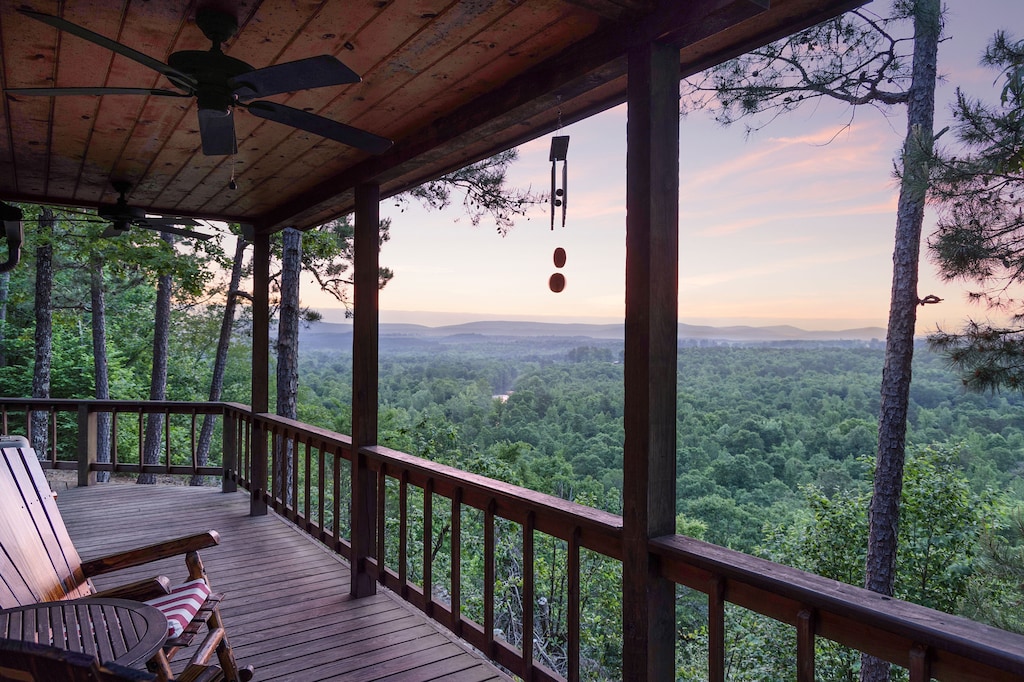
[{"x1": 54, "y1": 482, "x2": 511, "y2": 682}]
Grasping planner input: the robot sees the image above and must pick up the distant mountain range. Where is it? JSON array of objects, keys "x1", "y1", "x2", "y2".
[{"x1": 298, "y1": 320, "x2": 887, "y2": 344}]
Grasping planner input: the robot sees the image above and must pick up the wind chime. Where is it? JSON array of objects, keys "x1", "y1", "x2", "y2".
[{"x1": 548, "y1": 133, "x2": 569, "y2": 293}]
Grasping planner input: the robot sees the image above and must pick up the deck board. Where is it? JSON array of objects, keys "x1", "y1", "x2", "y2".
[{"x1": 54, "y1": 482, "x2": 510, "y2": 682}]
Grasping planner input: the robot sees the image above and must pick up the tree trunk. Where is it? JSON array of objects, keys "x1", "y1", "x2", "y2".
[
  {"x1": 90, "y1": 252, "x2": 111, "y2": 482},
  {"x1": 139, "y1": 232, "x2": 174, "y2": 484},
  {"x1": 31, "y1": 209, "x2": 54, "y2": 456},
  {"x1": 191, "y1": 236, "x2": 249, "y2": 486},
  {"x1": 861, "y1": 1, "x2": 941, "y2": 680},
  {"x1": 274, "y1": 228, "x2": 301, "y2": 504}
]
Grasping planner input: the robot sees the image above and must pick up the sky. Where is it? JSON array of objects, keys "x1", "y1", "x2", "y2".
[{"x1": 305, "y1": 1, "x2": 1024, "y2": 333}]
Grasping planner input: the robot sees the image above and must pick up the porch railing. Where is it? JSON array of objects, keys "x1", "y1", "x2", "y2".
[
  {"x1": 0, "y1": 398, "x2": 227, "y2": 483},
  {"x1": 5, "y1": 397, "x2": 1024, "y2": 682}
]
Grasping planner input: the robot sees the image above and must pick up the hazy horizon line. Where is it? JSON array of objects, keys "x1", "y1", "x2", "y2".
[{"x1": 312, "y1": 308, "x2": 887, "y2": 332}]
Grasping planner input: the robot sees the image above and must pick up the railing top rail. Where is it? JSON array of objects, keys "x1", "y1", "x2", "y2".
[
  {"x1": 363, "y1": 443, "x2": 623, "y2": 559},
  {"x1": 651, "y1": 534, "x2": 1024, "y2": 678},
  {"x1": 0, "y1": 398, "x2": 227, "y2": 412},
  {"x1": 252, "y1": 412, "x2": 353, "y2": 450}
]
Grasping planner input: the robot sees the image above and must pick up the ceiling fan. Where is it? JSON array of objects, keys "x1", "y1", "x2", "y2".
[
  {"x1": 6, "y1": 8, "x2": 393, "y2": 157},
  {"x1": 63, "y1": 182, "x2": 213, "y2": 241}
]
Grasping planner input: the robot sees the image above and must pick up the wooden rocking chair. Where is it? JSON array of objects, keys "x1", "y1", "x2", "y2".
[{"x1": 0, "y1": 436, "x2": 252, "y2": 682}]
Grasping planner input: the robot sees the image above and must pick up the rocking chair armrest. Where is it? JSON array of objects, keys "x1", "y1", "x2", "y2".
[
  {"x1": 91, "y1": 575, "x2": 172, "y2": 601},
  {"x1": 177, "y1": 663, "x2": 225, "y2": 682},
  {"x1": 81, "y1": 531, "x2": 221, "y2": 577}
]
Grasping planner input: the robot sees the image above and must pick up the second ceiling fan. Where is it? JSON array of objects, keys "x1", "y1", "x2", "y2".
[
  {"x1": 7, "y1": 7, "x2": 393, "y2": 157},
  {"x1": 62, "y1": 182, "x2": 212, "y2": 241}
]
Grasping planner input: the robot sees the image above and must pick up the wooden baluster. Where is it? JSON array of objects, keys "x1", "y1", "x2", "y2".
[
  {"x1": 377, "y1": 462, "x2": 387, "y2": 583},
  {"x1": 268, "y1": 425, "x2": 277, "y2": 506},
  {"x1": 49, "y1": 406, "x2": 57, "y2": 461},
  {"x1": 276, "y1": 426, "x2": 283, "y2": 507},
  {"x1": 523, "y1": 511, "x2": 535, "y2": 680},
  {"x1": 304, "y1": 440, "x2": 312, "y2": 531},
  {"x1": 451, "y1": 487, "x2": 462, "y2": 635},
  {"x1": 243, "y1": 416, "x2": 251, "y2": 488},
  {"x1": 222, "y1": 409, "x2": 236, "y2": 492},
  {"x1": 797, "y1": 608, "x2": 815, "y2": 682},
  {"x1": 485, "y1": 499, "x2": 496, "y2": 659},
  {"x1": 423, "y1": 478, "x2": 434, "y2": 616},
  {"x1": 316, "y1": 443, "x2": 325, "y2": 536},
  {"x1": 136, "y1": 411, "x2": 143, "y2": 469},
  {"x1": 709, "y1": 576, "x2": 725, "y2": 682},
  {"x1": 909, "y1": 644, "x2": 930, "y2": 682},
  {"x1": 290, "y1": 432, "x2": 299, "y2": 518},
  {"x1": 190, "y1": 411, "x2": 197, "y2": 473},
  {"x1": 111, "y1": 408, "x2": 119, "y2": 471},
  {"x1": 333, "y1": 447, "x2": 342, "y2": 554},
  {"x1": 277, "y1": 426, "x2": 284, "y2": 507},
  {"x1": 233, "y1": 414, "x2": 242, "y2": 485},
  {"x1": 399, "y1": 471, "x2": 409, "y2": 599},
  {"x1": 568, "y1": 527, "x2": 581, "y2": 682},
  {"x1": 272, "y1": 426, "x2": 279, "y2": 507},
  {"x1": 164, "y1": 408, "x2": 170, "y2": 474}
]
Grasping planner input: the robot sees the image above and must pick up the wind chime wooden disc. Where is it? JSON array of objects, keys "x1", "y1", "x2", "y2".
[
  {"x1": 553, "y1": 247, "x2": 566, "y2": 268},
  {"x1": 549, "y1": 273, "x2": 566, "y2": 293}
]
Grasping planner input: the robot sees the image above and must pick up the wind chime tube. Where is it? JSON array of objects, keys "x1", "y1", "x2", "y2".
[
  {"x1": 561, "y1": 159, "x2": 568, "y2": 228},
  {"x1": 549, "y1": 135, "x2": 570, "y2": 231},
  {"x1": 551, "y1": 161, "x2": 557, "y2": 230}
]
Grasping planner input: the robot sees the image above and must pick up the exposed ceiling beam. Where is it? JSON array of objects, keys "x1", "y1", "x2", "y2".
[{"x1": 257, "y1": 0, "x2": 774, "y2": 231}]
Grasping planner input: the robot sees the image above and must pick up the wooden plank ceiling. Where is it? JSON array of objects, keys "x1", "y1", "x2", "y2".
[{"x1": 0, "y1": 0, "x2": 862, "y2": 235}]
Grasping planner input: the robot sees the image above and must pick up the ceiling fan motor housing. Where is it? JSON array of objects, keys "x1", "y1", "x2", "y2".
[{"x1": 168, "y1": 50, "x2": 253, "y2": 114}]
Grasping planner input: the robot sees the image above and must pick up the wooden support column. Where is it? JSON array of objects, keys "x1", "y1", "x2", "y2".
[
  {"x1": 250, "y1": 231, "x2": 270, "y2": 516},
  {"x1": 351, "y1": 182, "x2": 381, "y2": 598},
  {"x1": 222, "y1": 406, "x2": 237, "y2": 493},
  {"x1": 76, "y1": 404, "x2": 96, "y2": 487},
  {"x1": 622, "y1": 40, "x2": 679, "y2": 682}
]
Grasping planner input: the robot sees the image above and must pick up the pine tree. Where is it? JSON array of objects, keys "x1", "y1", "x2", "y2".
[
  {"x1": 681, "y1": 3, "x2": 943, "y2": 679},
  {"x1": 928, "y1": 32, "x2": 1024, "y2": 391}
]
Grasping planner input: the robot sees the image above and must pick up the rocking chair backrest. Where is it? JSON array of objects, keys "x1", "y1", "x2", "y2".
[{"x1": 0, "y1": 436, "x2": 93, "y2": 608}]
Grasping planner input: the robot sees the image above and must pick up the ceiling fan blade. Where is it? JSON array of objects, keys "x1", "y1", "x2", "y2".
[
  {"x1": 229, "y1": 55, "x2": 361, "y2": 100},
  {"x1": 19, "y1": 10, "x2": 197, "y2": 91},
  {"x1": 5, "y1": 87, "x2": 190, "y2": 98},
  {"x1": 244, "y1": 101, "x2": 392, "y2": 154},
  {"x1": 137, "y1": 216, "x2": 201, "y2": 228},
  {"x1": 198, "y1": 108, "x2": 237, "y2": 156},
  {"x1": 134, "y1": 222, "x2": 213, "y2": 240}
]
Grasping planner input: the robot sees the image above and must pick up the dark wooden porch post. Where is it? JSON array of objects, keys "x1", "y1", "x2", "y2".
[
  {"x1": 351, "y1": 181, "x2": 380, "y2": 598},
  {"x1": 76, "y1": 404, "x2": 96, "y2": 487},
  {"x1": 622, "y1": 40, "x2": 679, "y2": 681},
  {"x1": 250, "y1": 231, "x2": 270, "y2": 516}
]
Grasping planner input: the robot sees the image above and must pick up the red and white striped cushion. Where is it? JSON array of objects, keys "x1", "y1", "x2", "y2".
[{"x1": 145, "y1": 578, "x2": 211, "y2": 638}]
